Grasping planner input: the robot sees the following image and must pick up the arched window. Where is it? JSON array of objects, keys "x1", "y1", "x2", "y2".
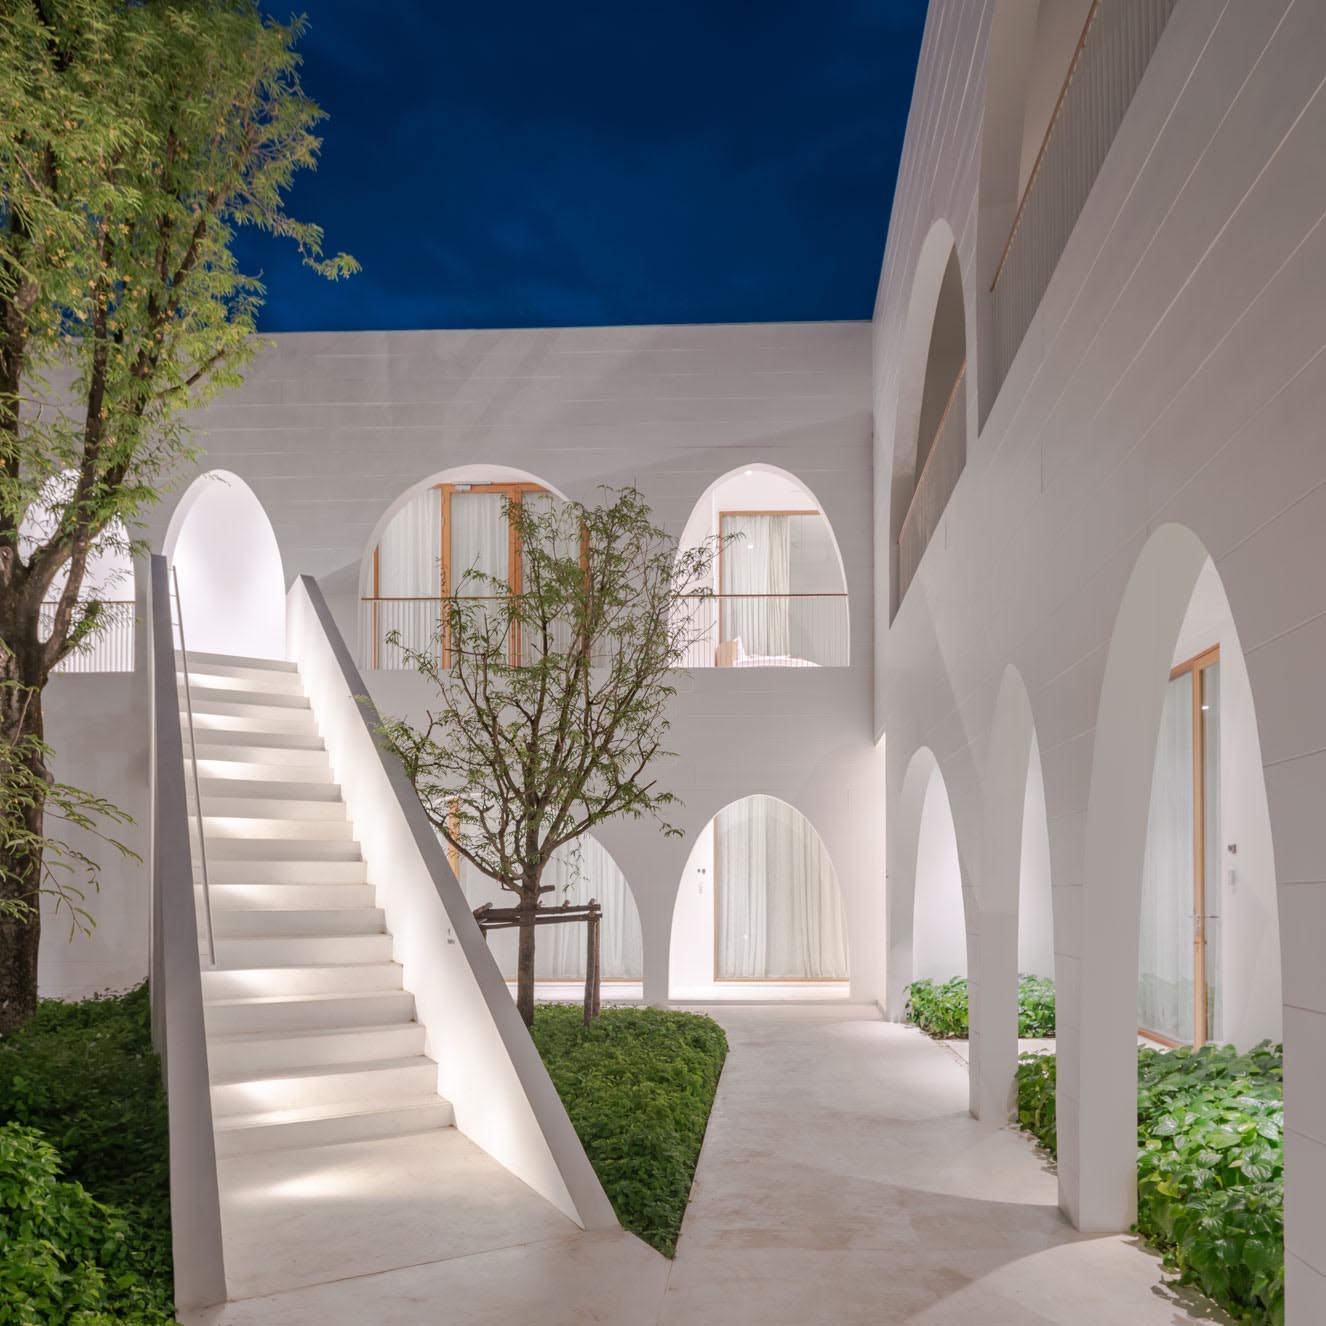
[
  {"x1": 674, "y1": 464, "x2": 849, "y2": 667},
  {"x1": 363, "y1": 468, "x2": 568, "y2": 670}
]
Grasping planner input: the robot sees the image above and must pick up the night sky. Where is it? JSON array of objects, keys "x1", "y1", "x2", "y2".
[{"x1": 236, "y1": 0, "x2": 927, "y2": 332}]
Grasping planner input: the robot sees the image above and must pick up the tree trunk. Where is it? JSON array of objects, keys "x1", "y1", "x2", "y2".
[
  {"x1": 0, "y1": 688, "x2": 46, "y2": 1035},
  {"x1": 515, "y1": 895, "x2": 537, "y2": 1028}
]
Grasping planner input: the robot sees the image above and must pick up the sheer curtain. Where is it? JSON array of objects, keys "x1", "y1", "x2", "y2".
[
  {"x1": 376, "y1": 490, "x2": 441, "y2": 660},
  {"x1": 458, "y1": 836, "x2": 641, "y2": 980},
  {"x1": 715, "y1": 795, "x2": 848, "y2": 980},
  {"x1": 449, "y1": 492, "x2": 509, "y2": 593},
  {"x1": 1139, "y1": 672, "x2": 1194, "y2": 1042},
  {"x1": 722, "y1": 515, "x2": 790, "y2": 656}
]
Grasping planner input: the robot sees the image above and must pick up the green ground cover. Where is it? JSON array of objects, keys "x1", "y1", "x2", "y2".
[
  {"x1": 1016, "y1": 1042, "x2": 1284, "y2": 1325},
  {"x1": 0, "y1": 984, "x2": 173, "y2": 1325},
  {"x1": 531, "y1": 1005, "x2": 728, "y2": 1256},
  {"x1": 903, "y1": 974, "x2": 1056, "y2": 1039}
]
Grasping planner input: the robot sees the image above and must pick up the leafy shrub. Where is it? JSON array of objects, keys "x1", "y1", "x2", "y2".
[
  {"x1": 1015, "y1": 1051, "x2": 1057, "y2": 1154},
  {"x1": 0, "y1": 984, "x2": 171, "y2": 1301},
  {"x1": 531, "y1": 1005, "x2": 727, "y2": 1256},
  {"x1": 904, "y1": 975, "x2": 1056, "y2": 1038},
  {"x1": 1015, "y1": 1042, "x2": 1284, "y2": 1325},
  {"x1": 0, "y1": 1123, "x2": 174, "y2": 1325}
]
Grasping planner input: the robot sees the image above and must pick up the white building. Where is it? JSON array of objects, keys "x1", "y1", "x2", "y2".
[{"x1": 34, "y1": 0, "x2": 1324, "y2": 1317}]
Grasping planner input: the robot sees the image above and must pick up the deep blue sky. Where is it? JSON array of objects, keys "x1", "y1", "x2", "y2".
[{"x1": 237, "y1": 1, "x2": 927, "y2": 332}]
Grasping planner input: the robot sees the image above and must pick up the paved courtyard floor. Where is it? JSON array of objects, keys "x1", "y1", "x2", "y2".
[{"x1": 187, "y1": 1003, "x2": 1230, "y2": 1325}]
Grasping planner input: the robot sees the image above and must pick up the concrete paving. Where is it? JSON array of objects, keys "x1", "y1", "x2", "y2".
[{"x1": 186, "y1": 1002, "x2": 1230, "y2": 1325}]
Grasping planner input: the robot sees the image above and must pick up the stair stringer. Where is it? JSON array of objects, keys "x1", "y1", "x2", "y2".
[{"x1": 286, "y1": 575, "x2": 618, "y2": 1231}]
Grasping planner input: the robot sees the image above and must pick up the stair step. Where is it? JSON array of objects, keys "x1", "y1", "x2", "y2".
[
  {"x1": 187, "y1": 710, "x2": 318, "y2": 737},
  {"x1": 186, "y1": 693, "x2": 318, "y2": 721},
  {"x1": 201, "y1": 962, "x2": 404, "y2": 1000},
  {"x1": 191, "y1": 796, "x2": 347, "y2": 822},
  {"x1": 193, "y1": 747, "x2": 332, "y2": 772},
  {"x1": 213, "y1": 1096, "x2": 453, "y2": 1157},
  {"x1": 204, "y1": 838, "x2": 361, "y2": 862},
  {"x1": 211, "y1": 1055, "x2": 439, "y2": 1116},
  {"x1": 193, "y1": 776, "x2": 341, "y2": 801},
  {"x1": 201, "y1": 859, "x2": 369, "y2": 885},
  {"x1": 208, "y1": 907, "x2": 385, "y2": 939},
  {"x1": 203, "y1": 883, "x2": 377, "y2": 911},
  {"x1": 180, "y1": 682, "x2": 311, "y2": 710},
  {"x1": 210, "y1": 933, "x2": 394, "y2": 967},
  {"x1": 183, "y1": 726, "x2": 323, "y2": 751},
  {"x1": 208, "y1": 1022, "x2": 426, "y2": 1074},
  {"x1": 178, "y1": 650, "x2": 298, "y2": 675},
  {"x1": 204, "y1": 989, "x2": 416, "y2": 1035},
  {"x1": 194, "y1": 814, "x2": 354, "y2": 841}
]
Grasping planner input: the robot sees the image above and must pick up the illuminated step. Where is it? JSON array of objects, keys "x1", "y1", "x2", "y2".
[{"x1": 212, "y1": 1096, "x2": 453, "y2": 1157}]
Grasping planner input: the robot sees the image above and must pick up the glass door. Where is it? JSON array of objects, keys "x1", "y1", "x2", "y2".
[{"x1": 1138, "y1": 647, "x2": 1220, "y2": 1046}]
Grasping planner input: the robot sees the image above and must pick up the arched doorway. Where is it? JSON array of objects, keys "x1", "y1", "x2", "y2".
[
  {"x1": 1068, "y1": 525, "x2": 1281, "y2": 1232},
  {"x1": 165, "y1": 471, "x2": 285, "y2": 659},
  {"x1": 912, "y1": 763, "x2": 967, "y2": 983},
  {"x1": 669, "y1": 794, "x2": 849, "y2": 1000}
]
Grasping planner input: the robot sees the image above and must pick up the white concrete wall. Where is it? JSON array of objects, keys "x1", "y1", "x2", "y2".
[
  {"x1": 874, "y1": 0, "x2": 1326, "y2": 1310},
  {"x1": 1017, "y1": 740, "x2": 1054, "y2": 979},
  {"x1": 146, "y1": 321, "x2": 886, "y2": 1008},
  {"x1": 669, "y1": 820, "x2": 716, "y2": 997}
]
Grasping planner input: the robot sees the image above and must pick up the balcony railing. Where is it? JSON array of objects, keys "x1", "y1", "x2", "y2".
[
  {"x1": 42, "y1": 600, "x2": 135, "y2": 673},
  {"x1": 898, "y1": 364, "x2": 965, "y2": 602},
  {"x1": 361, "y1": 592, "x2": 850, "y2": 671},
  {"x1": 990, "y1": 0, "x2": 1178, "y2": 388}
]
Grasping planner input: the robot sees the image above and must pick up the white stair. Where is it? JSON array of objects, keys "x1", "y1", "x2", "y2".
[{"x1": 178, "y1": 651, "x2": 452, "y2": 1159}]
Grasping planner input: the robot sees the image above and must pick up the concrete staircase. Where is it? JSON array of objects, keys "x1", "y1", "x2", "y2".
[{"x1": 179, "y1": 650, "x2": 454, "y2": 1159}]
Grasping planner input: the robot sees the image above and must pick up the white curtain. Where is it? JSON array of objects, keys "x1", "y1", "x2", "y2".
[
  {"x1": 459, "y1": 835, "x2": 641, "y2": 980},
  {"x1": 378, "y1": 489, "x2": 441, "y2": 597},
  {"x1": 375, "y1": 490, "x2": 442, "y2": 661},
  {"x1": 449, "y1": 492, "x2": 509, "y2": 594},
  {"x1": 1139, "y1": 672, "x2": 1194, "y2": 1042},
  {"x1": 722, "y1": 515, "x2": 790, "y2": 656},
  {"x1": 715, "y1": 795, "x2": 848, "y2": 980}
]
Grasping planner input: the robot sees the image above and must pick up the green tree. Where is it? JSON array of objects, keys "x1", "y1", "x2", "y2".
[
  {"x1": 0, "y1": 0, "x2": 354, "y2": 1032},
  {"x1": 379, "y1": 489, "x2": 715, "y2": 1027}
]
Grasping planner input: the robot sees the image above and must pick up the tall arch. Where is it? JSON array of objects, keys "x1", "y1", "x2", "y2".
[
  {"x1": 1068, "y1": 525, "x2": 1281, "y2": 1232},
  {"x1": 675, "y1": 463, "x2": 850, "y2": 668},
  {"x1": 165, "y1": 471, "x2": 285, "y2": 659},
  {"x1": 890, "y1": 222, "x2": 969, "y2": 613},
  {"x1": 972, "y1": 666, "x2": 1055, "y2": 1121},
  {"x1": 668, "y1": 793, "x2": 850, "y2": 1000}
]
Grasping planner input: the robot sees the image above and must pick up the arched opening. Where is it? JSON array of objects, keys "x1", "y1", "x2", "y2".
[
  {"x1": 891, "y1": 228, "x2": 968, "y2": 612},
  {"x1": 912, "y1": 763, "x2": 967, "y2": 982},
  {"x1": 454, "y1": 833, "x2": 643, "y2": 1001},
  {"x1": 1068, "y1": 525, "x2": 1281, "y2": 1231},
  {"x1": 20, "y1": 471, "x2": 136, "y2": 672},
  {"x1": 973, "y1": 667, "x2": 1056, "y2": 1120},
  {"x1": 675, "y1": 463, "x2": 849, "y2": 668},
  {"x1": 668, "y1": 794, "x2": 850, "y2": 1000},
  {"x1": 359, "y1": 464, "x2": 570, "y2": 671},
  {"x1": 165, "y1": 471, "x2": 285, "y2": 660}
]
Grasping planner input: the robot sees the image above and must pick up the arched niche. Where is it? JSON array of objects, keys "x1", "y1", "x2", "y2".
[
  {"x1": 891, "y1": 223, "x2": 969, "y2": 613},
  {"x1": 359, "y1": 464, "x2": 570, "y2": 670},
  {"x1": 668, "y1": 793, "x2": 850, "y2": 1000},
  {"x1": 674, "y1": 463, "x2": 849, "y2": 668},
  {"x1": 453, "y1": 833, "x2": 643, "y2": 992},
  {"x1": 1068, "y1": 525, "x2": 1281, "y2": 1232},
  {"x1": 165, "y1": 470, "x2": 285, "y2": 660},
  {"x1": 912, "y1": 761, "x2": 967, "y2": 983}
]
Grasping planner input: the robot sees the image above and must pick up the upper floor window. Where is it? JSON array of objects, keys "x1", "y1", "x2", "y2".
[{"x1": 676, "y1": 466, "x2": 849, "y2": 668}]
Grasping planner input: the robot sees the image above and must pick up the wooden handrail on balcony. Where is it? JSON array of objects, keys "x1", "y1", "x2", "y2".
[
  {"x1": 899, "y1": 361, "x2": 966, "y2": 549},
  {"x1": 990, "y1": 0, "x2": 1102, "y2": 293}
]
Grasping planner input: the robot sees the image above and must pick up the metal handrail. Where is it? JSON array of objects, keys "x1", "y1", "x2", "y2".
[{"x1": 172, "y1": 565, "x2": 216, "y2": 968}]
